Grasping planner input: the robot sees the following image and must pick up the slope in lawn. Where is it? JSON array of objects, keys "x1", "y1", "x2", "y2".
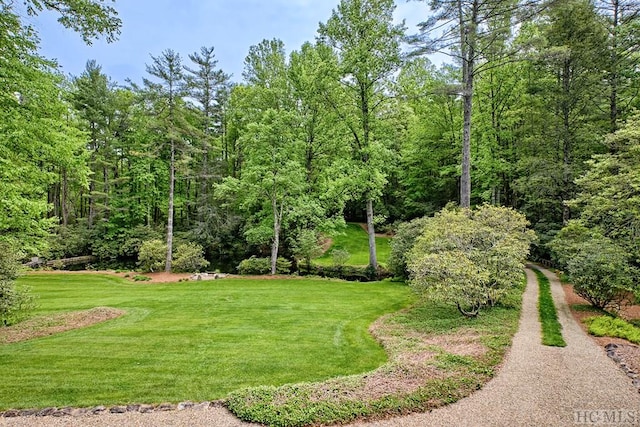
[
  {"x1": 315, "y1": 223, "x2": 391, "y2": 267},
  {"x1": 0, "y1": 274, "x2": 412, "y2": 410}
]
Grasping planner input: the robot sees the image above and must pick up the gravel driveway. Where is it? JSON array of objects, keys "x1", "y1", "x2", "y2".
[{"x1": 3, "y1": 266, "x2": 638, "y2": 427}]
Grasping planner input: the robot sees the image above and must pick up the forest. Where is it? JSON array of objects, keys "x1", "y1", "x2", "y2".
[{"x1": 1, "y1": 0, "x2": 640, "y2": 278}]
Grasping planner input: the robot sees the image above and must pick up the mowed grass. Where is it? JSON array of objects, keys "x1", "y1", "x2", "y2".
[
  {"x1": 0, "y1": 274, "x2": 413, "y2": 410},
  {"x1": 314, "y1": 223, "x2": 391, "y2": 266},
  {"x1": 534, "y1": 268, "x2": 566, "y2": 347}
]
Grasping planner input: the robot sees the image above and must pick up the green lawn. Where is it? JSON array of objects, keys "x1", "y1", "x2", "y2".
[
  {"x1": 0, "y1": 274, "x2": 413, "y2": 410},
  {"x1": 314, "y1": 223, "x2": 392, "y2": 267},
  {"x1": 534, "y1": 268, "x2": 566, "y2": 347}
]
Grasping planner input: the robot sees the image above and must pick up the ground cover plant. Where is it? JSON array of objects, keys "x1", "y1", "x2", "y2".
[
  {"x1": 227, "y1": 278, "x2": 525, "y2": 426},
  {"x1": 534, "y1": 268, "x2": 566, "y2": 347},
  {"x1": 0, "y1": 273, "x2": 412, "y2": 410},
  {"x1": 314, "y1": 223, "x2": 391, "y2": 267},
  {"x1": 586, "y1": 316, "x2": 640, "y2": 344}
]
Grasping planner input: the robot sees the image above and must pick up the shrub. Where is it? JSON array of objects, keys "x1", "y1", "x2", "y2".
[
  {"x1": 549, "y1": 223, "x2": 636, "y2": 312},
  {"x1": 237, "y1": 257, "x2": 292, "y2": 275},
  {"x1": 172, "y1": 242, "x2": 210, "y2": 273},
  {"x1": 566, "y1": 238, "x2": 635, "y2": 312},
  {"x1": 138, "y1": 239, "x2": 167, "y2": 273},
  {"x1": 408, "y1": 204, "x2": 536, "y2": 317},
  {"x1": 310, "y1": 265, "x2": 390, "y2": 282},
  {"x1": 48, "y1": 223, "x2": 91, "y2": 259},
  {"x1": 292, "y1": 229, "x2": 324, "y2": 271},
  {"x1": 331, "y1": 249, "x2": 351, "y2": 267},
  {"x1": 388, "y1": 217, "x2": 428, "y2": 278},
  {"x1": 0, "y1": 244, "x2": 36, "y2": 325}
]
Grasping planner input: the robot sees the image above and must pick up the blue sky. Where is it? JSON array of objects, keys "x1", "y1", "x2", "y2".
[{"x1": 29, "y1": 1, "x2": 427, "y2": 85}]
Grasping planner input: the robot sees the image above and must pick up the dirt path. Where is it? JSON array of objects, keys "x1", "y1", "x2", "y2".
[{"x1": 4, "y1": 266, "x2": 638, "y2": 427}]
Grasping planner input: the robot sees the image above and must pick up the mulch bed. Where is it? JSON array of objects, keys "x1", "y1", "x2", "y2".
[{"x1": 0, "y1": 307, "x2": 126, "y2": 344}]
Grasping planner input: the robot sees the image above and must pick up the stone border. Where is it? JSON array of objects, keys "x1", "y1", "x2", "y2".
[
  {"x1": 605, "y1": 343, "x2": 640, "y2": 392},
  {"x1": 0, "y1": 400, "x2": 224, "y2": 418}
]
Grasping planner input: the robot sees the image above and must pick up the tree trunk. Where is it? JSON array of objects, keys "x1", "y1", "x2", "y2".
[
  {"x1": 459, "y1": 0, "x2": 478, "y2": 209},
  {"x1": 562, "y1": 59, "x2": 572, "y2": 224},
  {"x1": 609, "y1": 0, "x2": 619, "y2": 133},
  {"x1": 61, "y1": 169, "x2": 69, "y2": 226},
  {"x1": 366, "y1": 198, "x2": 377, "y2": 269},
  {"x1": 461, "y1": 87, "x2": 473, "y2": 208},
  {"x1": 165, "y1": 140, "x2": 175, "y2": 272},
  {"x1": 271, "y1": 199, "x2": 283, "y2": 275},
  {"x1": 88, "y1": 179, "x2": 96, "y2": 228}
]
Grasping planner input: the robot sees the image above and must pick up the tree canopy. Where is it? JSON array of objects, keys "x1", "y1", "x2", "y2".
[{"x1": 0, "y1": 0, "x2": 637, "y2": 285}]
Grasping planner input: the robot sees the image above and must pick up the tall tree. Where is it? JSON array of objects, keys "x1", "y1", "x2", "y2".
[
  {"x1": 538, "y1": 0, "x2": 608, "y2": 223},
  {"x1": 0, "y1": 6, "x2": 87, "y2": 253},
  {"x1": 595, "y1": 0, "x2": 640, "y2": 131},
  {"x1": 71, "y1": 60, "x2": 117, "y2": 227},
  {"x1": 318, "y1": 0, "x2": 404, "y2": 269},
  {"x1": 185, "y1": 46, "x2": 232, "y2": 228},
  {"x1": 223, "y1": 110, "x2": 306, "y2": 274},
  {"x1": 409, "y1": 0, "x2": 545, "y2": 208},
  {"x1": 142, "y1": 49, "x2": 190, "y2": 272}
]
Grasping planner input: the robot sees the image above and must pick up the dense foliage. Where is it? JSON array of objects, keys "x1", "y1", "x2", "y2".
[
  {"x1": 0, "y1": 244, "x2": 35, "y2": 325},
  {"x1": 1, "y1": 0, "x2": 639, "y2": 279},
  {"x1": 550, "y1": 114, "x2": 640, "y2": 311}
]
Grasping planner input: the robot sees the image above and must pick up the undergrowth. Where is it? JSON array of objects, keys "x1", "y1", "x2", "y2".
[{"x1": 586, "y1": 316, "x2": 640, "y2": 344}]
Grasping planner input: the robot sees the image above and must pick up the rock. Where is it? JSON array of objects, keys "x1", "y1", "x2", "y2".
[
  {"x1": 36, "y1": 407, "x2": 57, "y2": 417},
  {"x1": 53, "y1": 407, "x2": 74, "y2": 417},
  {"x1": 109, "y1": 406, "x2": 127, "y2": 414},
  {"x1": 157, "y1": 403, "x2": 176, "y2": 411},
  {"x1": 177, "y1": 401, "x2": 194, "y2": 410},
  {"x1": 139, "y1": 405, "x2": 155, "y2": 413},
  {"x1": 18, "y1": 409, "x2": 37, "y2": 416},
  {"x1": 605, "y1": 343, "x2": 619, "y2": 350},
  {"x1": 2, "y1": 410, "x2": 20, "y2": 417},
  {"x1": 628, "y1": 372, "x2": 638, "y2": 379},
  {"x1": 126, "y1": 404, "x2": 141, "y2": 412},
  {"x1": 71, "y1": 408, "x2": 89, "y2": 417},
  {"x1": 91, "y1": 405, "x2": 106, "y2": 414}
]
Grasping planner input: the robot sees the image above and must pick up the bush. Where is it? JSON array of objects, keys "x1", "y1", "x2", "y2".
[
  {"x1": 172, "y1": 242, "x2": 210, "y2": 273},
  {"x1": 566, "y1": 238, "x2": 635, "y2": 312},
  {"x1": 48, "y1": 223, "x2": 91, "y2": 259},
  {"x1": 138, "y1": 239, "x2": 167, "y2": 273},
  {"x1": 388, "y1": 217, "x2": 428, "y2": 278},
  {"x1": 89, "y1": 223, "x2": 163, "y2": 267},
  {"x1": 408, "y1": 204, "x2": 536, "y2": 317},
  {"x1": 0, "y1": 244, "x2": 36, "y2": 325},
  {"x1": 301, "y1": 265, "x2": 390, "y2": 282},
  {"x1": 237, "y1": 257, "x2": 292, "y2": 275},
  {"x1": 549, "y1": 222, "x2": 636, "y2": 312},
  {"x1": 292, "y1": 229, "x2": 324, "y2": 270},
  {"x1": 331, "y1": 249, "x2": 351, "y2": 267}
]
